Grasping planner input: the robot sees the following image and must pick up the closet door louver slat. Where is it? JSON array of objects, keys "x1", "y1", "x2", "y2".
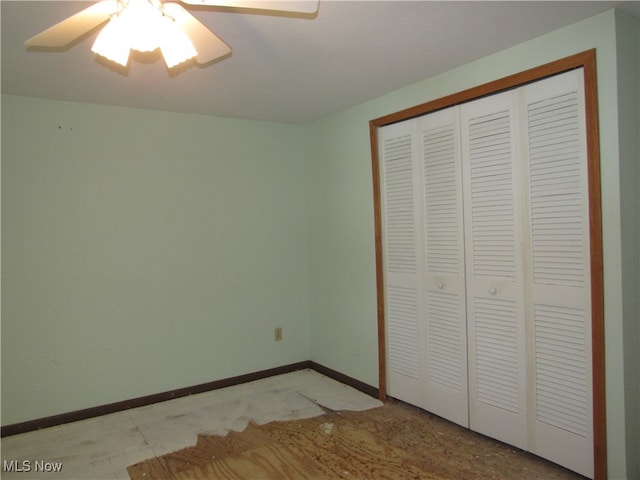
[
  {"x1": 426, "y1": 291, "x2": 463, "y2": 390},
  {"x1": 534, "y1": 305, "x2": 588, "y2": 436},
  {"x1": 468, "y1": 111, "x2": 516, "y2": 280},
  {"x1": 387, "y1": 285, "x2": 420, "y2": 379},
  {"x1": 474, "y1": 297, "x2": 520, "y2": 413},
  {"x1": 383, "y1": 134, "x2": 417, "y2": 274},
  {"x1": 424, "y1": 126, "x2": 459, "y2": 275},
  {"x1": 528, "y1": 91, "x2": 584, "y2": 287}
]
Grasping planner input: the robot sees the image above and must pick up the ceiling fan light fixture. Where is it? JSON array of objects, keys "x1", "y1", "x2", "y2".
[
  {"x1": 26, "y1": 0, "x2": 318, "y2": 70},
  {"x1": 91, "y1": 0, "x2": 197, "y2": 68},
  {"x1": 91, "y1": 15, "x2": 130, "y2": 66},
  {"x1": 160, "y1": 17, "x2": 197, "y2": 68},
  {"x1": 123, "y1": 0, "x2": 166, "y2": 52}
]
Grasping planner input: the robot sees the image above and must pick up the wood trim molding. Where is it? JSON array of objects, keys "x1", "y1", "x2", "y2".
[
  {"x1": 308, "y1": 361, "x2": 379, "y2": 399},
  {"x1": 369, "y1": 49, "x2": 606, "y2": 479},
  {"x1": 370, "y1": 49, "x2": 598, "y2": 129},
  {"x1": 583, "y1": 51, "x2": 607, "y2": 480},
  {"x1": 370, "y1": 120, "x2": 387, "y2": 402},
  {"x1": 0, "y1": 361, "x2": 379, "y2": 438},
  {"x1": 1, "y1": 362, "x2": 312, "y2": 437}
]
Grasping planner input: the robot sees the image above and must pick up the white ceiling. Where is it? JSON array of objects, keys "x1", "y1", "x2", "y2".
[{"x1": 2, "y1": 1, "x2": 639, "y2": 125}]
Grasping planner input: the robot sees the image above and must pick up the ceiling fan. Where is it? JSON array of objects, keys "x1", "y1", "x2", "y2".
[{"x1": 25, "y1": 0, "x2": 319, "y2": 69}]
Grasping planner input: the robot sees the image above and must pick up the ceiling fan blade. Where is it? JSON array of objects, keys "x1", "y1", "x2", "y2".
[
  {"x1": 25, "y1": 1, "x2": 118, "y2": 48},
  {"x1": 179, "y1": 0, "x2": 319, "y2": 15},
  {"x1": 163, "y1": 3, "x2": 232, "y2": 64}
]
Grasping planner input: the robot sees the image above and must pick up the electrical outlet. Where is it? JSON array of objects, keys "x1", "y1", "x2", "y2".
[{"x1": 274, "y1": 327, "x2": 283, "y2": 341}]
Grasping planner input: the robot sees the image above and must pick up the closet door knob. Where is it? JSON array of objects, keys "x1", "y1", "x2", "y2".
[
  {"x1": 437, "y1": 282, "x2": 444, "y2": 289},
  {"x1": 489, "y1": 287, "x2": 497, "y2": 295}
]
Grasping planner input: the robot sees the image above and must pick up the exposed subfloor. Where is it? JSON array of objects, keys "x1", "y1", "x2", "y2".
[
  {"x1": 1, "y1": 369, "x2": 584, "y2": 479},
  {"x1": 129, "y1": 398, "x2": 586, "y2": 480}
]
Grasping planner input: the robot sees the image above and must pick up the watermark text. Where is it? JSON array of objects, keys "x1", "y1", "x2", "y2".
[{"x1": 3, "y1": 460, "x2": 64, "y2": 473}]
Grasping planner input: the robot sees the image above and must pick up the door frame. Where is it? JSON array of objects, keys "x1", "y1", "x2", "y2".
[{"x1": 369, "y1": 49, "x2": 605, "y2": 479}]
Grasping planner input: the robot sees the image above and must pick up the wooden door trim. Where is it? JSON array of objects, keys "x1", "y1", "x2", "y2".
[{"x1": 369, "y1": 49, "x2": 605, "y2": 479}]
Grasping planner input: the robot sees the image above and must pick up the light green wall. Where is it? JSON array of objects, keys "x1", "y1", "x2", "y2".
[
  {"x1": 304, "y1": 9, "x2": 638, "y2": 480},
  {"x1": 1, "y1": 96, "x2": 310, "y2": 425},
  {"x1": 615, "y1": 9, "x2": 640, "y2": 480}
]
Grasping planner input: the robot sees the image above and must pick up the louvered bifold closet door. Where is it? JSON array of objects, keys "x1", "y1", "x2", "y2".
[
  {"x1": 379, "y1": 119, "x2": 424, "y2": 407},
  {"x1": 521, "y1": 69, "x2": 593, "y2": 479},
  {"x1": 461, "y1": 90, "x2": 528, "y2": 449},
  {"x1": 419, "y1": 107, "x2": 469, "y2": 428}
]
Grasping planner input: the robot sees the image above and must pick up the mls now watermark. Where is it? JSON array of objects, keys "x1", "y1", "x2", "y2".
[{"x1": 3, "y1": 460, "x2": 64, "y2": 473}]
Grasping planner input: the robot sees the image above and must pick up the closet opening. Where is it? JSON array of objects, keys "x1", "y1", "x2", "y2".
[{"x1": 370, "y1": 50, "x2": 604, "y2": 479}]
